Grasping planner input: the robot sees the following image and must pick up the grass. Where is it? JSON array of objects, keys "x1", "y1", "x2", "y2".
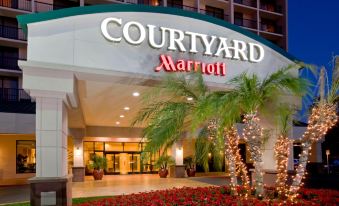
[{"x1": 1, "y1": 196, "x2": 112, "y2": 206}]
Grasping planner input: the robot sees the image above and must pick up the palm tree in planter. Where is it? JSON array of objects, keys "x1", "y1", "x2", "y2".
[
  {"x1": 184, "y1": 156, "x2": 196, "y2": 177},
  {"x1": 154, "y1": 155, "x2": 175, "y2": 178},
  {"x1": 226, "y1": 65, "x2": 307, "y2": 197},
  {"x1": 89, "y1": 155, "x2": 107, "y2": 180}
]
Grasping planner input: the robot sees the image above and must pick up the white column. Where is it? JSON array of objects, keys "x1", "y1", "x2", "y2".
[
  {"x1": 196, "y1": 0, "x2": 200, "y2": 13},
  {"x1": 163, "y1": 0, "x2": 167, "y2": 7},
  {"x1": 171, "y1": 142, "x2": 183, "y2": 165},
  {"x1": 73, "y1": 138, "x2": 84, "y2": 167},
  {"x1": 35, "y1": 95, "x2": 68, "y2": 177},
  {"x1": 80, "y1": 0, "x2": 84, "y2": 7},
  {"x1": 229, "y1": 0, "x2": 234, "y2": 24},
  {"x1": 31, "y1": 0, "x2": 35, "y2": 12}
]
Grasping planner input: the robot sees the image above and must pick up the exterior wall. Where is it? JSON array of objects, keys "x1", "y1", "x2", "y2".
[
  {"x1": 0, "y1": 112, "x2": 35, "y2": 134},
  {"x1": 0, "y1": 134, "x2": 35, "y2": 185}
]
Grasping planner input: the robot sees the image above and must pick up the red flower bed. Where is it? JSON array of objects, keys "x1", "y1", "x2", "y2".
[{"x1": 76, "y1": 186, "x2": 339, "y2": 206}]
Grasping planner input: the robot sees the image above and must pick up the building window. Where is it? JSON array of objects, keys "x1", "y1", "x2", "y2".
[
  {"x1": 16, "y1": 140, "x2": 36, "y2": 173},
  {"x1": 205, "y1": 6, "x2": 224, "y2": 20}
]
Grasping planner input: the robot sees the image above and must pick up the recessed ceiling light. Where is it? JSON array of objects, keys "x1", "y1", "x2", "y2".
[
  {"x1": 187, "y1": 97, "x2": 193, "y2": 101},
  {"x1": 124, "y1": 107, "x2": 130, "y2": 111},
  {"x1": 120, "y1": 115, "x2": 125, "y2": 118},
  {"x1": 132, "y1": 92, "x2": 140, "y2": 97},
  {"x1": 116, "y1": 121, "x2": 120, "y2": 125}
]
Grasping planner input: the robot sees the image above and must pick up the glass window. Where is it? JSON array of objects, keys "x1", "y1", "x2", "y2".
[
  {"x1": 83, "y1": 142, "x2": 94, "y2": 151},
  {"x1": 124, "y1": 143, "x2": 141, "y2": 152},
  {"x1": 16, "y1": 140, "x2": 36, "y2": 173},
  {"x1": 105, "y1": 142, "x2": 123, "y2": 151},
  {"x1": 94, "y1": 142, "x2": 104, "y2": 151}
]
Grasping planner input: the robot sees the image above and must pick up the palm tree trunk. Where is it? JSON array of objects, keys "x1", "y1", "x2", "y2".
[
  {"x1": 224, "y1": 128, "x2": 238, "y2": 195},
  {"x1": 288, "y1": 104, "x2": 337, "y2": 201},
  {"x1": 274, "y1": 135, "x2": 290, "y2": 199},
  {"x1": 288, "y1": 140, "x2": 311, "y2": 200},
  {"x1": 243, "y1": 112, "x2": 264, "y2": 197}
]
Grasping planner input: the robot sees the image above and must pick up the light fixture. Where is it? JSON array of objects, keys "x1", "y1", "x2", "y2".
[
  {"x1": 120, "y1": 115, "x2": 125, "y2": 118},
  {"x1": 187, "y1": 97, "x2": 193, "y2": 101},
  {"x1": 124, "y1": 106, "x2": 130, "y2": 111},
  {"x1": 132, "y1": 92, "x2": 140, "y2": 97},
  {"x1": 116, "y1": 121, "x2": 120, "y2": 125}
]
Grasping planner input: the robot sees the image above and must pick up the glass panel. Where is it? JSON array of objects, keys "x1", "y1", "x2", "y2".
[
  {"x1": 95, "y1": 152, "x2": 103, "y2": 157},
  {"x1": 124, "y1": 143, "x2": 140, "y2": 152},
  {"x1": 115, "y1": 154, "x2": 120, "y2": 173},
  {"x1": 105, "y1": 154, "x2": 115, "y2": 173},
  {"x1": 95, "y1": 142, "x2": 104, "y2": 151},
  {"x1": 16, "y1": 140, "x2": 36, "y2": 173},
  {"x1": 131, "y1": 154, "x2": 140, "y2": 172},
  {"x1": 105, "y1": 142, "x2": 123, "y2": 151},
  {"x1": 84, "y1": 151, "x2": 95, "y2": 174},
  {"x1": 83, "y1": 142, "x2": 94, "y2": 151}
]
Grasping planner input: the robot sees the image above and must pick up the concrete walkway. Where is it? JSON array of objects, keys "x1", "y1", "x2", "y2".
[{"x1": 0, "y1": 174, "x2": 229, "y2": 205}]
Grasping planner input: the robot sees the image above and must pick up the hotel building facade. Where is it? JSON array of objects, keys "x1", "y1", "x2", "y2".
[{"x1": 0, "y1": 0, "x2": 325, "y2": 204}]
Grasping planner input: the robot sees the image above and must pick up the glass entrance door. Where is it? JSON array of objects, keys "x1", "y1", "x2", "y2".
[
  {"x1": 104, "y1": 153, "x2": 120, "y2": 174},
  {"x1": 129, "y1": 153, "x2": 140, "y2": 173}
]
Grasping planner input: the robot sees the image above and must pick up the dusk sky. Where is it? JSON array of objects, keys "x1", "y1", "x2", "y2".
[{"x1": 288, "y1": 0, "x2": 339, "y2": 122}]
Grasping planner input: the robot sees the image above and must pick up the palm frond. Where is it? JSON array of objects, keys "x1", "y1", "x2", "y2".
[{"x1": 195, "y1": 127, "x2": 211, "y2": 172}]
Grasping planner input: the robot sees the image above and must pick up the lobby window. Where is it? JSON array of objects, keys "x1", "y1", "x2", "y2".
[
  {"x1": 205, "y1": 6, "x2": 224, "y2": 20},
  {"x1": 16, "y1": 140, "x2": 36, "y2": 173}
]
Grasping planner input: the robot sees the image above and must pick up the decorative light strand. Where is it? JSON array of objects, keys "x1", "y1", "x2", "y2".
[
  {"x1": 242, "y1": 112, "x2": 264, "y2": 197},
  {"x1": 224, "y1": 126, "x2": 250, "y2": 195},
  {"x1": 288, "y1": 103, "x2": 338, "y2": 202},
  {"x1": 274, "y1": 134, "x2": 290, "y2": 199}
]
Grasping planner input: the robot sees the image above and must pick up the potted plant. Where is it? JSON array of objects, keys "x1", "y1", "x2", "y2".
[
  {"x1": 154, "y1": 155, "x2": 175, "y2": 178},
  {"x1": 184, "y1": 156, "x2": 196, "y2": 177},
  {"x1": 89, "y1": 154, "x2": 107, "y2": 180}
]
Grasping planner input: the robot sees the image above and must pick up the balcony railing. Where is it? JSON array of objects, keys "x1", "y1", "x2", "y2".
[
  {"x1": 0, "y1": 88, "x2": 35, "y2": 114},
  {"x1": 0, "y1": 25, "x2": 26, "y2": 41},
  {"x1": 260, "y1": 23, "x2": 282, "y2": 34},
  {"x1": 234, "y1": 0, "x2": 257, "y2": 8},
  {"x1": 35, "y1": 1, "x2": 75, "y2": 12},
  {"x1": 200, "y1": 8, "x2": 229, "y2": 22},
  {"x1": 0, "y1": 56, "x2": 24, "y2": 71},
  {"x1": 0, "y1": 88, "x2": 31, "y2": 102},
  {"x1": 260, "y1": 3, "x2": 282, "y2": 13},
  {"x1": 0, "y1": 0, "x2": 31, "y2": 11},
  {"x1": 234, "y1": 18, "x2": 257, "y2": 29}
]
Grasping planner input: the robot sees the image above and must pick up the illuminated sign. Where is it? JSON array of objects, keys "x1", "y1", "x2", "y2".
[
  {"x1": 155, "y1": 55, "x2": 226, "y2": 76},
  {"x1": 101, "y1": 17, "x2": 265, "y2": 63}
]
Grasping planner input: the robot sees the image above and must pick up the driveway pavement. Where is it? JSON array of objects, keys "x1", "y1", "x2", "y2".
[{"x1": 0, "y1": 174, "x2": 229, "y2": 205}]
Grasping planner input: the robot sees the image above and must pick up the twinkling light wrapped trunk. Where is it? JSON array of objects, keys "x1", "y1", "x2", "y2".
[
  {"x1": 274, "y1": 135, "x2": 290, "y2": 199},
  {"x1": 225, "y1": 126, "x2": 250, "y2": 195},
  {"x1": 288, "y1": 104, "x2": 337, "y2": 201},
  {"x1": 242, "y1": 113, "x2": 264, "y2": 197}
]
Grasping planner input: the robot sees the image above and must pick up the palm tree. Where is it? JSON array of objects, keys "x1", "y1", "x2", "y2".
[
  {"x1": 274, "y1": 105, "x2": 294, "y2": 199},
  {"x1": 288, "y1": 67, "x2": 338, "y2": 201},
  {"x1": 225, "y1": 65, "x2": 307, "y2": 197},
  {"x1": 133, "y1": 72, "x2": 223, "y2": 166}
]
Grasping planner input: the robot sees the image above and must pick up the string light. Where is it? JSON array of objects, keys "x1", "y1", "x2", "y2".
[
  {"x1": 242, "y1": 112, "x2": 264, "y2": 197},
  {"x1": 274, "y1": 134, "x2": 290, "y2": 199},
  {"x1": 224, "y1": 126, "x2": 250, "y2": 195},
  {"x1": 288, "y1": 103, "x2": 337, "y2": 202}
]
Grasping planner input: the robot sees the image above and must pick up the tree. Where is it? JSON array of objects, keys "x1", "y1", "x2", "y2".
[
  {"x1": 274, "y1": 105, "x2": 294, "y2": 199},
  {"x1": 226, "y1": 65, "x2": 307, "y2": 197},
  {"x1": 288, "y1": 67, "x2": 338, "y2": 201},
  {"x1": 132, "y1": 72, "x2": 225, "y2": 168}
]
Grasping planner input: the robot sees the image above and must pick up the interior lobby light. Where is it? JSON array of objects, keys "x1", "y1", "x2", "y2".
[
  {"x1": 124, "y1": 107, "x2": 130, "y2": 111},
  {"x1": 116, "y1": 121, "x2": 120, "y2": 125},
  {"x1": 120, "y1": 115, "x2": 125, "y2": 118},
  {"x1": 187, "y1": 97, "x2": 193, "y2": 101},
  {"x1": 132, "y1": 92, "x2": 140, "y2": 97}
]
